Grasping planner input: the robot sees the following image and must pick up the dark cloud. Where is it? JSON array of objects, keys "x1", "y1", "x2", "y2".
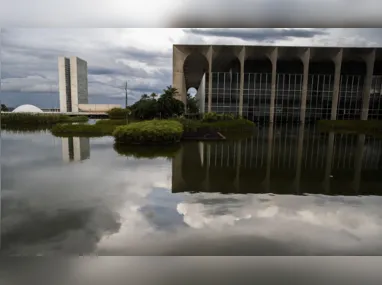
[
  {"x1": 185, "y1": 28, "x2": 328, "y2": 43},
  {"x1": 0, "y1": 29, "x2": 174, "y2": 107}
]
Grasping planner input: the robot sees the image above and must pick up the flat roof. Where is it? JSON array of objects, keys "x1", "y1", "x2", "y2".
[{"x1": 174, "y1": 44, "x2": 382, "y2": 49}]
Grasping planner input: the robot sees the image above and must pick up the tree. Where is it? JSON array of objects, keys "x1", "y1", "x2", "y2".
[
  {"x1": 1, "y1": 104, "x2": 8, "y2": 112},
  {"x1": 150, "y1": 93, "x2": 157, "y2": 99},
  {"x1": 157, "y1": 86, "x2": 185, "y2": 118},
  {"x1": 129, "y1": 86, "x2": 186, "y2": 120},
  {"x1": 186, "y1": 93, "x2": 199, "y2": 114},
  {"x1": 141, "y1": 94, "x2": 149, "y2": 100},
  {"x1": 132, "y1": 99, "x2": 158, "y2": 120}
]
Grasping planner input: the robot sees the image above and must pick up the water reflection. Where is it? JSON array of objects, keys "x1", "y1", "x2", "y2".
[
  {"x1": 173, "y1": 124, "x2": 382, "y2": 196},
  {"x1": 62, "y1": 137, "x2": 90, "y2": 162},
  {"x1": 2, "y1": 125, "x2": 382, "y2": 256}
]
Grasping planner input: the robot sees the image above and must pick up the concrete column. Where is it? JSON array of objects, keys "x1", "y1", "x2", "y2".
[
  {"x1": 330, "y1": 49, "x2": 343, "y2": 120},
  {"x1": 207, "y1": 46, "x2": 213, "y2": 113},
  {"x1": 172, "y1": 47, "x2": 188, "y2": 104},
  {"x1": 361, "y1": 49, "x2": 376, "y2": 120},
  {"x1": 238, "y1": 46, "x2": 246, "y2": 116},
  {"x1": 269, "y1": 47, "x2": 278, "y2": 123},
  {"x1": 299, "y1": 48, "x2": 310, "y2": 123}
]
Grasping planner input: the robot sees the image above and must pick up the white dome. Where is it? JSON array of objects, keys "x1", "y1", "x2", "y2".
[{"x1": 12, "y1": 104, "x2": 44, "y2": 113}]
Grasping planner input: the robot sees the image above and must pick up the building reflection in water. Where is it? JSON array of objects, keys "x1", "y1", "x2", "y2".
[
  {"x1": 172, "y1": 124, "x2": 382, "y2": 196},
  {"x1": 61, "y1": 137, "x2": 90, "y2": 162}
]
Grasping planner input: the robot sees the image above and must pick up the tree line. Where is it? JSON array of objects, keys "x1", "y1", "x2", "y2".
[{"x1": 122, "y1": 86, "x2": 199, "y2": 120}]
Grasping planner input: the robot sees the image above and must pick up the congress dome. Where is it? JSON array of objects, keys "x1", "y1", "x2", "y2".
[{"x1": 12, "y1": 104, "x2": 44, "y2": 113}]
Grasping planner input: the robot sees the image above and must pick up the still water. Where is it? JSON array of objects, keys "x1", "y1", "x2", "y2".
[{"x1": 1, "y1": 124, "x2": 382, "y2": 255}]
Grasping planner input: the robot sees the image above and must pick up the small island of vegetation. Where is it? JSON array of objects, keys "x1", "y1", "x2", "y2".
[
  {"x1": 1, "y1": 112, "x2": 88, "y2": 129},
  {"x1": 49, "y1": 86, "x2": 255, "y2": 144}
]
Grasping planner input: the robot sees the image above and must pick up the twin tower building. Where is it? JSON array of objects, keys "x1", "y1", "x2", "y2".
[{"x1": 58, "y1": 56, "x2": 88, "y2": 113}]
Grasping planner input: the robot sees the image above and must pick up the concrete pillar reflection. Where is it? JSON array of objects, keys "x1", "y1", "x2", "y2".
[
  {"x1": 323, "y1": 132, "x2": 335, "y2": 194},
  {"x1": 207, "y1": 46, "x2": 213, "y2": 112},
  {"x1": 171, "y1": 145, "x2": 185, "y2": 192},
  {"x1": 269, "y1": 47, "x2": 278, "y2": 123},
  {"x1": 361, "y1": 49, "x2": 376, "y2": 120},
  {"x1": 234, "y1": 140, "x2": 242, "y2": 192},
  {"x1": 294, "y1": 123, "x2": 305, "y2": 194},
  {"x1": 263, "y1": 124, "x2": 274, "y2": 192},
  {"x1": 330, "y1": 49, "x2": 343, "y2": 120},
  {"x1": 198, "y1": 142, "x2": 204, "y2": 167},
  {"x1": 300, "y1": 48, "x2": 310, "y2": 123},
  {"x1": 238, "y1": 46, "x2": 246, "y2": 116},
  {"x1": 206, "y1": 143, "x2": 211, "y2": 192},
  {"x1": 352, "y1": 134, "x2": 365, "y2": 194}
]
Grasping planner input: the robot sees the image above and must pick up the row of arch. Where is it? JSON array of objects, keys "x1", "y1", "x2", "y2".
[{"x1": 181, "y1": 47, "x2": 382, "y2": 91}]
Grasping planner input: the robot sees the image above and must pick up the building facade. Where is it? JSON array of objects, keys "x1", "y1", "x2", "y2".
[
  {"x1": 173, "y1": 45, "x2": 382, "y2": 122},
  {"x1": 58, "y1": 56, "x2": 89, "y2": 112}
]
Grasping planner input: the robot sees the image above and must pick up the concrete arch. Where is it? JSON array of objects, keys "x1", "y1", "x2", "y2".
[
  {"x1": 183, "y1": 51, "x2": 209, "y2": 90},
  {"x1": 341, "y1": 60, "x2": 367, "y2": 75},
  {"x1": 212, "y1": 46, "x2": 243, "y2": 72},
  {"x1": 244, "y1": 46, "x2": 274, "y2": 73}
]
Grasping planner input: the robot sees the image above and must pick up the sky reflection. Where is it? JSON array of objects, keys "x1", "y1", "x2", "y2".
[{"x1": 1, "y1": 128, "x2": 382, "y2": 255}]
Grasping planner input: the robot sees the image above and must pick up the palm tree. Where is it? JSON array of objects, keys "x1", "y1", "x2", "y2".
[
  {"x1": 162, "y1": 86, "x2": 178, "y2": 98},
  {"x1": 150, "y1": 93, "x2": 157, "y2": 99},
  {"x1": 141, "y1": 94, "x2": 149, "y2": 100}
]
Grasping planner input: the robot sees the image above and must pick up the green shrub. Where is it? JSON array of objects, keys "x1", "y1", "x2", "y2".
[
  {"x1": 201, "y1": 119, "x2": 255, "y2": 132},
  {"x1": 174, "y1": 117, "x2": 255, "y2": 133},
  {"x1": 107, "y1": 108, "x2": 130, "y2": 120},
  {"x1": 95, "y1": 119, "x2": 128, "y2": 126},
  {"x1": 113, "y1": 119, "x2": 183, "y2": 145},
  {"x1": 113, "y1": 143, "x2": 180, "y2": 159},
  {"x1": 51, "y1": 123, "x2": 117, "y2": 137},
  {"x1": 173, "y1": 118, "x2": 202, "y2": 132},
  {"x1": 1, "y1": 113, "x2": 88, "y2": 125},
  {"x1": 67, "y1": 116, "x2": 88, "y2": 123},
  {"x1": 201, "y1": 112, "x2": 238, "y2": 122}
]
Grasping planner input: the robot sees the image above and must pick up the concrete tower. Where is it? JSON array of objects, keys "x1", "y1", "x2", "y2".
[{"x1": 58, "y1": 56, "x2": 88, "y2": 112}]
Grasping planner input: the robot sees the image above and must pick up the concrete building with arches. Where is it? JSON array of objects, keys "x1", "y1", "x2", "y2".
[{"x1": 173, "y1": 45, "x2": 382, "y2": 123}]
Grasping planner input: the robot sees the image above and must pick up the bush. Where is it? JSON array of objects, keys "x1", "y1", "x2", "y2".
[
  {"x1": 1, "y1": 113, "x2": 88, "y2": 125},
  {"x1": 95, "y1": 119, "x2": 128, "y2": 126},
  {"x1": 51, "y1": 123, "x2": 117, "y2": 137},
  {"x1": 201, "y1": 112, "x2": 237, "y2": 122},
  {"x1": 113, "y1": 143, "x2": 180, "y2": 159},
  {"x1": 113, "y1": 119, "x2": 183, "y2": 145},
  {"x1": 174, "y1": 117, "x2": 255, "y2": 133},
  {"x1": 201, "y1": 119, "x2": 255, "y2": 132},
  {"x1": 67, "y1": 116, "x2": 88, "y2": 123},
  {"x1": 107, "y1": 108, "x2": 130, "y2": 120}
]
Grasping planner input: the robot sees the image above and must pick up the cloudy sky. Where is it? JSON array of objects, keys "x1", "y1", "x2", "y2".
[{"x1": 1, "y1": 28, "x2": 382, "y2": 108}]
